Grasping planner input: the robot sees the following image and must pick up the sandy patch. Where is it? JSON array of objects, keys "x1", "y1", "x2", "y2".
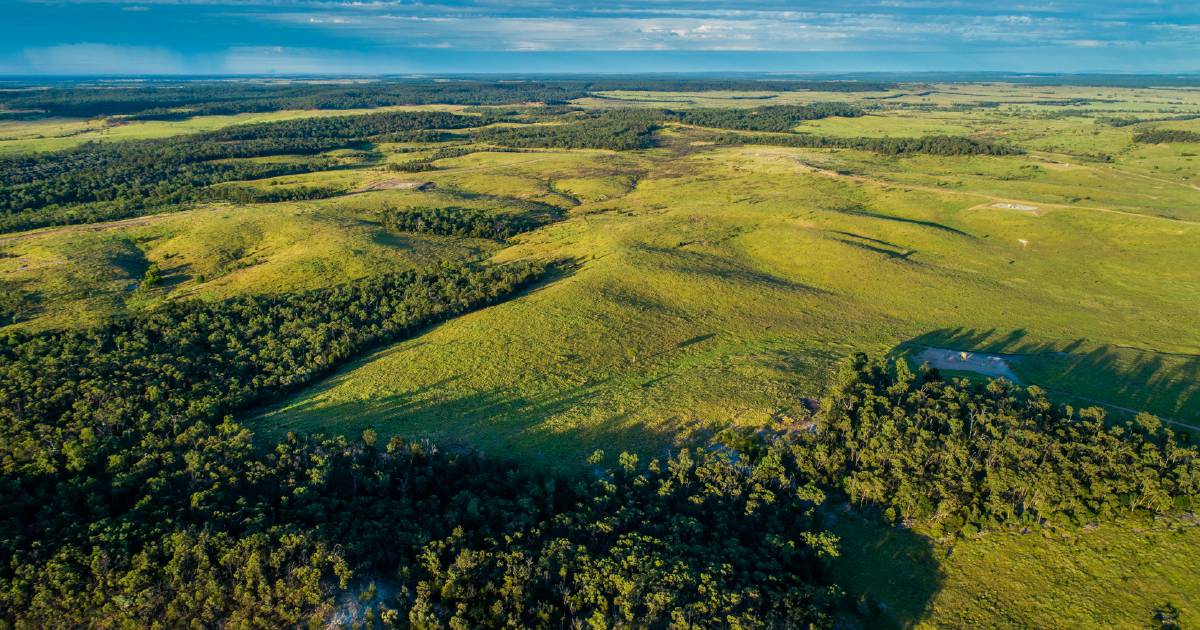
[
  {"x1": 992, "y1": 202, "x2": 1039, "y2": 212},
  {"x1": 912, "y1": 347, "x2": 1020, "y2": 382}
]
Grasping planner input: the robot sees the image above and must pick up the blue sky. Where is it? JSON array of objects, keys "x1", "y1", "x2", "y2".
[{"x1": 2, "y1": 1, "x2": 1198, "y2": 75}]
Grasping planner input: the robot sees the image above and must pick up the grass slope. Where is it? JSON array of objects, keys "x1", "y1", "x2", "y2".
[
  {"x1": 0, "y1": 196, "x2": 494, "y2": 331},
  {"x1": 4, "y1": 84, "x2": 1200, "y2": 627},
  {"x1": 260, "y1": 145, "x2": 1198, "y2": 459}
]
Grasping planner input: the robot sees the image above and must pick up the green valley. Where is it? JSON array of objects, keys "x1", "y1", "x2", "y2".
[{"x1": 2, "y1": 75, "x2": 1198, "y2": 628}]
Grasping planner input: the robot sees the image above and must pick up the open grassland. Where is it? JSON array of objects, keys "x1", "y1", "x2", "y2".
[
  {"x1": 259, "y1": 142, "x2": 1198, "y2": 457},
  {"x1": 249, "y1": 141, "x2": 1198, "y2": 626},
  {"x1": 919, "y1": 515, "x2": 1200, "y2": 629},
  {"x1": 4, "y1": 82, "x2": 1200, "y2": 628},
  {"x1": 831, "y1": 510, "x2": 1200, "y2": 629}
]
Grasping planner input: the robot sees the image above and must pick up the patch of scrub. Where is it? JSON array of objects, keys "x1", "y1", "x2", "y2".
[{"x1": 911, "y1": 347, "x2": 1019, "y2": 381}]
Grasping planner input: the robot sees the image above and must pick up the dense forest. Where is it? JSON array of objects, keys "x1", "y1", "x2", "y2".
[
  {"x1": 381, "y1": 205, "x2": 557, "y2": 240},
  {"x1": 780, "y1": 355, "x2": 1200, "y2": 537},
  {"x1": 1, "y1": 262, "x2": 1192, "y2": 626},
  {"x1": 0, "y1": 257, "x2": 844, "y2": 627}
]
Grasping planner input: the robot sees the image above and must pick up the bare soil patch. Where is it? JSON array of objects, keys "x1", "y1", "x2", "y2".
[{"x1": 912, "y1": 347, "x2": 1020, "y2": 381}]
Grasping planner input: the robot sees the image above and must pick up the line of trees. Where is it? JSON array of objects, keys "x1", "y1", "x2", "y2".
[
  {"x1": 204, "y1": 110, "x2": 482, "y2": 142},
  {"x1": 710, "y1": 131, "x2": 1024, "y2": 156},
  {"x1": 0, "y1": 260, "x2": 545, "y2": 481},
  {"x1": 468, "y1": 107, "x2": 1021, "y2": 157},
  {"x1": 674, "y1": 103, "x2": 865, "y2": 132},
  {"x1": 472, "y1": 111, "x2": 662, "y2": 150},
  {"x1": 381, "y1": 205, "x2": 558, "y2": 240},
  {"x1": 1098, "y1": 114, "x2": 1200, "y2": 127},
  {"x1": 386, "y1": 145, "x2": 482, "y2": 173},
  {"x1": 208, "y1": 184, "x2": 346, "y2": 204},
  {"x1": 1133, "y1": 128, "x2": 1200, "y2": 143},
  {"x1": 0, "y1": 153, "x2": 331, "y2": 233}
]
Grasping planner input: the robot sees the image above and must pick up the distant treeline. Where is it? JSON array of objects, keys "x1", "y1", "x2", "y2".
[
  {"x1": 823, "y1": 72, "x2": 1200, "y2": 88},
  {"x1": 674, "y1": 103, "x2": 864, "y2": 132},
  {"x1": 582, "y1": 78, "x2": 894, "y2": 93},
  {"x1": 206, "y1": 110, "x2": 482, "y2": 141},
  {"x1": 1097, "y1": 113, "x2": 1200, "y2": 127},
  {"x1": 710, "y1": 131, "x2": 1023, "y2": 156},
  {"x1": 0, "y1": 110, "x2": 488, "y2": 233},
  {"x1": 1133, "y1": 128, "x2": 1200, "y2": 143},
  {"x1": 469, "y1": 104, "x2": 867, "y2": 150},
  {"x1": 469, "y1": 107, "x2": 1024, "y2": 157},
  {"x1": 473, "y1": 110, "x2": 663, "y2": 150},
  {"x1": 381, "y1": 205, "x2": 557, "y2": 240},
  {"x1": 0, "y1": 79, "x2": 894, "y2": 119},
  {"x1": 0, "y1": 82, "x2": 589, "y2": 119}
]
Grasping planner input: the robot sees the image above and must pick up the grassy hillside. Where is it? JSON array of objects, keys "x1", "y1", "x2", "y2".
[
  {"x1": 259, "y1": 144, "x2": 1198, "y2": 459},
  {"x1": 0, "y1": 195, "x2": 495, "y2": 330},
  {"x1": 832, "y1": 511, "x2": 1200, "y2": 628},
  {"x1": 4, "y1": 82, "x2": 1199, "y2": 627}
]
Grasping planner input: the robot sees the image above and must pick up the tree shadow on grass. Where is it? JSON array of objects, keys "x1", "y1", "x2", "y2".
[
  {"x1": 826, "y1": 507, "x2": 944, "y2": 629},
  {"x1": 893, "y1": 327, "x2": 1200, "y2": 425}
]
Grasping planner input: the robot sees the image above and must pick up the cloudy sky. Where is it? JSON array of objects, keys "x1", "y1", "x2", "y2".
[{"x1": 3, "y1": 1, "x2": 1198, "y2": 75}]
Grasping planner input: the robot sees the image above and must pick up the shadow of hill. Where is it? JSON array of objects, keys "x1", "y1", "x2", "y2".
[
  {"x1": 254, "y1": 375, "x2": 679, "y2": 472},
  {"x1": 631, "y1": 243, "x2": 829, "y2": 295},
  {"x1": 833, "y1": 204, "x2": 973, "y2": 238},
  {"x1": 894, "y1": 327, "x2": 1200, "y2": 424}
]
